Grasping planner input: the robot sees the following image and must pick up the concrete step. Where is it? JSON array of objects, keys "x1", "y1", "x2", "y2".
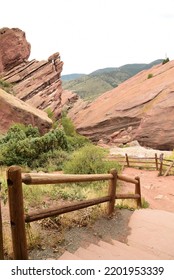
[
  {"x1": 58, "y1": 250, "x2": 81, "y2": 260},
  {"x1": 75, "y1": 246, "x2": 103, "y2": 260},
  {"x1": 99, "y1": 240, "x2": 160, "y2": 260},
  {"x1": 59, "y1": 239, "x2": 160, "y2": 260},
  {"x1": 127, "y1": 209, "x2": 174, "y2": 259},
  {"x1": 81, "y1": 243, "x2": 118, "y2": 260},
  {"x1": 59, "y1": 209, "x2": 174, "y2": 260}
]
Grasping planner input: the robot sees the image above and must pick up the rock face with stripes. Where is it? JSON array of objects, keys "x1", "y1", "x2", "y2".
[
  {"x1": 69, "y1": 60, "x2": 174, "y2": 150},
  {"x1": 0, "y1": 88, "x2": 52, "y2": 134},
  {"x1": 0, "y1": 27, "x2": 86, "y2": 133}
]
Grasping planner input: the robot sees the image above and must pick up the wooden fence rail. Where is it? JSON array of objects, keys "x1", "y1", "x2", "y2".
[
  {"x1": 0, "y1": 181, "x2": 4, "y2": 260},
  {"x1": 7, "y1": 166, "x2": 141, "y2": 260},
  {"x1": 108, "y1": 153, "x2": 159, "y2": 170},
  {"x1": 108, "y1": 153, "x2": 174, "y2": 176}
]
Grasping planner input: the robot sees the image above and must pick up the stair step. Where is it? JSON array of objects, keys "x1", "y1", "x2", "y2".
[
  {"x1": 75, "y1": 247, "x2": 102, "y2": 260},
  {"x1": 58, "y1": 210, "x2": 174, "y2": 260},
  {"x1": 109, "y1": 240, "x2": 160, "y2": 260},
  {"x1": 128, "y1": 209, "x2": 174, "y2": 259},
  {"x1": 58, "y1": 250, "x2": 81, "y2": 260},
  {"x1": 86, "y1": 243, "x2": 123, "y2": 259}
]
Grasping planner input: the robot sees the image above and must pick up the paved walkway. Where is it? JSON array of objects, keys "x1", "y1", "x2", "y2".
[
  {"x1": 59, "y1": 209, "x2": 174, "y2": 260},
  {"x1": 127, "y1": 209, "x2": 174, "y2": 259}
]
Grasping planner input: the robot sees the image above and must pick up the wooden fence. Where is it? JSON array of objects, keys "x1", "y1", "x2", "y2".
[
  {"x1": 0, "y1": 181, "x2": 4, "y2": 260},
  {"x1": 7, "y1": 165, "x2": 141, "y2": 260},
  {"x1": 108, "y1": 153, "x2": 174, "y2": 176}
]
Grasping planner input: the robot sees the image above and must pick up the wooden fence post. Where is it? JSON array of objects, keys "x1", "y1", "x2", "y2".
[
  {"x1": 158, "y1": 153, "x2": 163, "y2": 176},
  {"x1": 155, "y1": 153, "x2": 158, "y2": 170},
  {"x1": 125, "y1": 154, "x2": 129, "y2": 167},
  {"x1": 135, "y1": 176, "x2": 142, "y2": 208},
  {"x1": 108, "y1": 169, "x2": 117, "y2": 216},
  {"x1": 7, "y1": 166, "x2": 28, "y2": 260},
  {"x1": 0, "y1": 181, "x2": 4, "y2": 260}
]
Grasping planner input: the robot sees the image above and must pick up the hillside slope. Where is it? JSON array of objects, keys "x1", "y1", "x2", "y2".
[
  {"x1": 63, "y1": 60, "x2": 163, "y2": 100},
  {"x1": 69, "y1": 60, "x2": 174, "y2": 150}
]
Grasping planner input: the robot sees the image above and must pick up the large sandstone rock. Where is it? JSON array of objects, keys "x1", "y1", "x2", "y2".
[
  {"x1": 1, "y1": 28, "x2": 86, "y2": 120},
  {"x1": 71, "y1": 60, "x2": 174, "y2": 150},
  {"x1": 0, "y1": 89, "x2": 52, "y2": 134},
  {"x1": 0, "y1": 27, "x2": 30, "y2": 72}
]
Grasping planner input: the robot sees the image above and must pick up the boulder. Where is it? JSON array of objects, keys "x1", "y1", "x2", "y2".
[
  {"x1": 0, "y1": 88, "x2": 52, "y2": 134},
  {"x1": 0, "y1": 27, "x2": 30, "y2": 72}
]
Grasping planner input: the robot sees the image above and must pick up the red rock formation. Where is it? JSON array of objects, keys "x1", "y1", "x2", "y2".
[
  {"x1": 0, "y1": 27, "x2": 86, "y2": 120},
  {"x1": 0, "y1": 88, "x2": 52, "y2": 134},
  {"x1": 70, "y1": 60, "x2": 174, "y2": 150},
  {"x1": 3, "y1": 28, "x2": 173, "y2": 150},
  {"x1": 0, "y1": 27, "x2": 30, "y2": 72},
  {"x1": 2, "y1": 56, "x2": 86, "y2": 118}
]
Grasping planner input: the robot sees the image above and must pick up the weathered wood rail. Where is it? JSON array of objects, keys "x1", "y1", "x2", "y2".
[
  {"x1": 0, "y1": 181, "x2": 4, "y2": 260},
  {"x1": 109, "y1": 153, "x2": 174, "y2": 176},
  {"x1": 7, "y1": 166, "x2": 141, "y2": 260}
]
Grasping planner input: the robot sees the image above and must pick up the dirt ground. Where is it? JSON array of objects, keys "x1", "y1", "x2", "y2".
[
  {"x1": 121, "y1": 168, "x2": 174, "y2": 213},
  {"x1": 1, "y1": 167, "x2": 174, "y2": 260}
]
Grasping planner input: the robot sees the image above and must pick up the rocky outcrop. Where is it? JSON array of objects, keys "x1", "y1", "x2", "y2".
[
  {"x1": 0, "y1": 27, "x2": 30, "y2": 72},
  {"x1": 0, "y1": 88, "x2": 52, "y2": 134},
  {"x1": 70, "y1": 60, "x2": 174, "y2": 150},
  {"x1": 1, "y1": 28, "x2": 86, "y2": 120}
]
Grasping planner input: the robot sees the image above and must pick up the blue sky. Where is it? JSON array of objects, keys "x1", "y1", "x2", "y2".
[{"x1": 1, "y1": 0, "x2": 174, "y2": 74}]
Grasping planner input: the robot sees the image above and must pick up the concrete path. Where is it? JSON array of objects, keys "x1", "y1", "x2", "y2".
[
  {"x1": 59, "y1": 209, "x2": 174, "y2": 260},
  {"x1": 127, "y1": 209, "x2": 174, "y2": 259}
]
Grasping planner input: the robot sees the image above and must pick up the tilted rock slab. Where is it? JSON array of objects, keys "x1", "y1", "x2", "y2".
[
  {"x1": 0, "y1": 89, "x2": 52, "y2": 134},
  {"x1": 2, "y1": 53, "x2": 86, "y2": 121},
  {"x1": 70, "y1": 60, "x2": 174, "y2": 150},
  {"x1": 1, "y1": 27, "x2": 86, "y2": 125}
]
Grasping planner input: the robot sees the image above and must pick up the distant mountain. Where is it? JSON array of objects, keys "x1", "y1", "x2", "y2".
[
  {"x1": 61, "y1": 73, "x2": 85, "y2": 81},
  {"x1": 118, "y1": 59, "x2": 164, "y2": 76},
  {"x1": 62, "y1": 60, "x2": 163, "y2": 101}
]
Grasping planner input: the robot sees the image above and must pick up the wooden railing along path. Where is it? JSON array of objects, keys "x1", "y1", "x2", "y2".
[
  {"x1": 7, "y1": 166, "x2": 141, "y2": 260},
  {"x1": 108, "y1": 153, "x2": 174, "y2": 176},
  {"x1": 0, "y1": 181, "x2": 4, "y2": 260}
]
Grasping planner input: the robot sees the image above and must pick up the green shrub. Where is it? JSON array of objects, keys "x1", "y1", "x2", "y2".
[
  {"x1": 0, "y1": 124, "x2": 40, "y2": 145},
  {"x1": 31, "y1": 150, "x2": 69, "y2": 171},
  {"x1": 61, "y1": 113, "x2": 76, "y2": 137},
  {"x1": 66, "y1": 134, "x2": 90, "y2": 150},
  {"x1": 0, "y1": 124, "x2": 68, "y2": 167},
  {"x1": 162, "y1": 57, "x2": 169, "y2": 65},
  {"x1": 0, "y1": 79, "x2": 14, "y2": 94},
  {"x1": 61, "y1": 113, "x2": 90, "y2": 150},
  {"x1": 147, "y1": 73, "x2": 153, "y2": 79},
  {"x1": 141, "y1": 197, "x2": 150, "y2": 208},
  {"x1": 63, "y1": 144, "x2": 121, "y2": 174}
]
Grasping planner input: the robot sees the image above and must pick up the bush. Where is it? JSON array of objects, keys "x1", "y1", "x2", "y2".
[
  {"x1": 162, "y1": 57, "x2": 169, "y2": 65},
  {"x1": 61, "y1": 113, "x2": 76, "y2": 137},
  {"x1": 147, "y1": 73, "x2": 153, "y2": 79},
  {"x1": 0, "y1": 124, "x2": 68, "y2": 167},
  {"x1": 0, "y1": 79, "x2": 14, "y2": 94},
  {"x1": 63, "y1": 144, "x2": 121, "y2": 174},
  {"x1": 61, "y1": 113, "x2": 90, "y2": 150},
  {"x1": 31, "y1": 150, "x2": 69, "y2": 171},
  {"x1": 66, "y1": 134, "x2": 90, "y2": 150}
]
